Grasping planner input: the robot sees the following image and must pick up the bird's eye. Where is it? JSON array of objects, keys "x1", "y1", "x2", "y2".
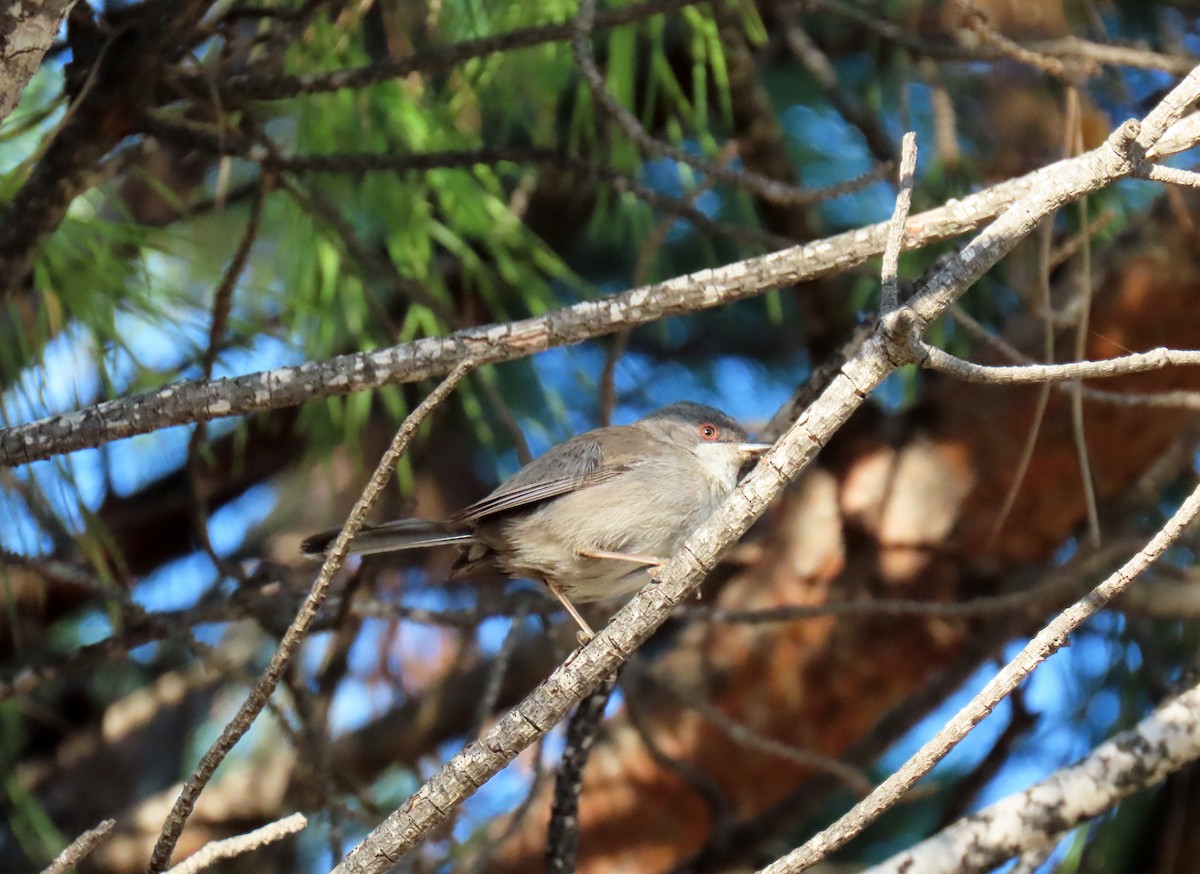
[{"x1": 698, "y1": 423, "x2": 720, "y2": 441}]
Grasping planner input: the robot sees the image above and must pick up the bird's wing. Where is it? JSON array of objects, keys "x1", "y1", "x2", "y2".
[{"x1": 449, "y1": 429, "x2": 633, "y2": 524}]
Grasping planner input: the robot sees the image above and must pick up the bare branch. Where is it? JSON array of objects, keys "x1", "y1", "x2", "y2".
[
  {"x1": 164, "y1": 813, "x2": 307, "y2": 874},
  {"x1": 920, "y1": 343, "x2": 1200, "y2": 384},
  {"x1": 864, "y1": 679, "x2": 1200, "y2": 874},
  {"x1": 637, "y1": 665, "x2": 873, "y2": 795},
  {"x1": 881, "y1": 132, "x2": 917, "y2": 313},
  {"x1": 40, "y1": 818, "x2": 115, "y2": 874},
  {"x1": 546, "y1": 669, "x2": 621, "y2": 874},
  {"x1": 949, "y1": 303, "x2": 1200, "y2": 410},
  {"x1": 193, "y1": 0, "x2": 699, "y2": 101},
  {"x1": 758, "y1": 478, "x2": 1200, "y2": 874},
  {"x1": 805, "y1": 0, "x2": 1198, "y2": 77},
  {"x1": 1140, "y1": 163, "x2": 1200, "y2": 189},
  {"x1": 6, "y1": 122, "x2": 1188, "y2": 469},
  {"x1": 782, "y1": 22, "x2": 895, "y2": 164},
  {"x1": 145, "y1": 360, "x2": 477, "y2": 873}
]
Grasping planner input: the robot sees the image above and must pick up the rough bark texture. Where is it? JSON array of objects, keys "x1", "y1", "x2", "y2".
[
  {"x1": 0, "y1": 0, "x2": 77, "y2": 124},
  {"x1": 0, "y1": 150, "x2": 1085, "y2": 467}
]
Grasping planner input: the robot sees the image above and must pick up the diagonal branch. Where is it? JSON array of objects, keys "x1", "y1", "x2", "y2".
[
  {"x1": 40, "y1": 818, "x2": 115, "y2": 874},
  {"x1": 760, "y1": 478, "x2": 1200, "y2": 874},
  {"x1": 145, "y1": 360, "x2": 477, "y2": 873},
  {"x1": 330, "y1": 66, "x2": 1199, "y2": 874},
  {"x1": 753, "y1": 63, "x2": 1200, "y2": 873},
  {"x1": 864, "y1": 677, "x2": 1200, "y2": 874}
]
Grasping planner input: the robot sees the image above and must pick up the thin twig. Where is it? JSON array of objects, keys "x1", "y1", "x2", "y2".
[
  {"x1": 782, "y1": 22, "x2": 895, "y2": 164},
  {"x1": 195, "y1": 0, "x2": 701, "y2": 100},
  {"x1": 164, "y1": 813, "x2": 307, "y2": 874},
  {"x1": 40, "y1": 819, "x2": 115, "y2": 874},
  {"x1": 638, "y1": 666, "x2": 873, "y2": 795},
  {"x1": 572, "y1": 0, "x2": 839, "y2": 207},
  {"x1": 953, "y1": 0, "x2": 1084, "y2": 81},
  {"x1": 1140, "y1": 163, "x2": 1200, "y2": 189},
  {"x1": 881, "y1": 133, "x2": 917, "y2": 314},
  {"x1": 475, "y1": 599, "x2": 531, "y2": 734},
  {"x1": 1067, "y1": 98, "x2": 1102, "y2": 550},
  {"x1": 623, "y1": 679, "x2": 734, "y2": 832},
  {"x1": 185, "y1": 174, "x2": 269, "y2": 580},
  {"x1": 919, "y1": 344, "x2": 1200, "y2": 383},
  {"x1": 145, "y1": 359, "x2": 477, "y2": 873},
  {"x1": 986, "y1": 217, "x2": 1054, "y2": 550},
  {"x1": 948, "y1": 304, "x2": 1200, "y2": 410}
]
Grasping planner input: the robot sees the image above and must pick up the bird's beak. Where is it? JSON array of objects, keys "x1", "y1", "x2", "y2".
[{"x1": 736, "y1": 442, "x2": 773, "y2": 458}]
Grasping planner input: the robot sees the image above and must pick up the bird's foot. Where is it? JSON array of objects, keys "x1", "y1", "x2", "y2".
[{"x1": 547, "y1": 582, "x2": 597, "y2": 644}]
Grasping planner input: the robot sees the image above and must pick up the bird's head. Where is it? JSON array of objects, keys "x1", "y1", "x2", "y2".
[{"x1": 638, "y1": 401, "x2": 772, "y2": 484}]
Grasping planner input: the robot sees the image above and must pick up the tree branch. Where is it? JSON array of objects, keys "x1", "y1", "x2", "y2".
[
  {"x1": 164, "y1": 813, "x2": 307, "y2": 874},
  {"x1": 864, "y1": 679, "x2": 1200, "y2": 874},
  {"x1": 39, "y1": 818, "x2": 114, "y2": 874},
  {"x1": 920, "y1": 343, "x2": 1200, "y2": 384},
  {"x1": 0, "y1": 0, "x2": 78, "y2": 124},
  {"x1": 546, "y1": 669, "x2": 622, "y2": 874},
  {"x1": 759, "y1": 478, "x2": 1200, "y2": 873},
  {"x1": 145, "y1": 360, "x2": 476, "y2": 873},
  {"x1": 4, "y1": 126, "x2": 1180, "y2": 469},
  {"x1": 190, "y1": 0, "x2": 699, "y2": 101}
]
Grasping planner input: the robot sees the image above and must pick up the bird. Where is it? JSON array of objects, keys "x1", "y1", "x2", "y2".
[{"x1": 301, "y1": 401, "x2": 772, "y2": 640}]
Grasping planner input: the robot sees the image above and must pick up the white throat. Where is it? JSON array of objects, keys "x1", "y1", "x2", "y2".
[{"x1": 691, "y1": 443, "x2": 743, "y2": 494}]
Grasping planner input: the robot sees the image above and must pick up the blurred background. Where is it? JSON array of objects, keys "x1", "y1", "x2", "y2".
[{"x1": 2, "y1": 0, "x2": 1200, "y2": 871}]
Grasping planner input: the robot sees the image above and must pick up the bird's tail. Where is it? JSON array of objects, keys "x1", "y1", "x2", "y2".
[{"x1": 300, "y1": 518, "x2": 474, "y2": 560}]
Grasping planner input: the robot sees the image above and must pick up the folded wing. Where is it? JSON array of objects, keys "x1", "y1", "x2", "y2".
[{"x1": 449, "y1": 431, "x2": 631, "y2": 524}]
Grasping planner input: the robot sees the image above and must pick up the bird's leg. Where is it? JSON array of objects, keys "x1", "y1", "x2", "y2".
[
  {"x1": 579, "y1": 549, "x2": 667, "y2": 568},
  {"x1": 579, "y1": 548, "x2": 669, "y2": 582},
  {"x1": 547, "y1": 582, "x2": 596, "y2": 644}
]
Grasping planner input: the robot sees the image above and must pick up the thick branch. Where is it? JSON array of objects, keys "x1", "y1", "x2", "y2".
[{"x1": 0, "y1": 0, "x2": 77, "y2": 124}]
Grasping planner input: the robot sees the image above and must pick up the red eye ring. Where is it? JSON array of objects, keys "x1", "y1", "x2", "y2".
[{"x1": 698, "y1": 423, "x2": 720, "y2": 441}]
